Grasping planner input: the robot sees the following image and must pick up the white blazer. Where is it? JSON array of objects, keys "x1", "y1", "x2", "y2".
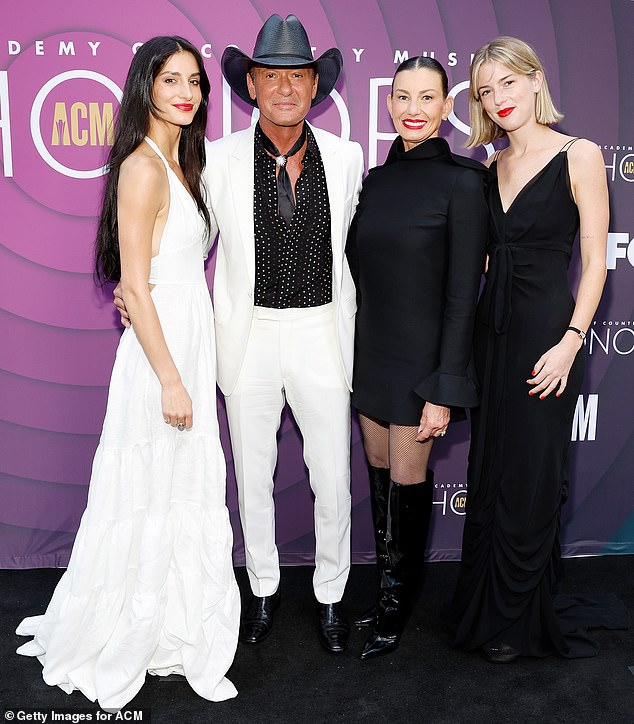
[{"x1": 203, "y1": 123, "x2": 364, "y2": 396}]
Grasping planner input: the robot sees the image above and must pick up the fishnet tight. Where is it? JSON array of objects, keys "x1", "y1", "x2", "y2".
[{"x1": 358, "y1": 412, "x2": 433, "y2": 485}]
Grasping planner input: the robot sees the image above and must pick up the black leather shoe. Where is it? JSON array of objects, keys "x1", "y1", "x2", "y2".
[
  {"x1": 318, "y1": 603, "x2": 350, "y2": 654},
  {"x1": 239, "y1": 590, "x2": 280, "y2": 644},
  {"x1": 481, "y1": 641, "x2": 519, "y2": 664}
]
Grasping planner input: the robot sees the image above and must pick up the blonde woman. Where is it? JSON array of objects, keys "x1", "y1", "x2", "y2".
[{"x1": 451, "y1": 36, "x2": 616, "y2": 662}]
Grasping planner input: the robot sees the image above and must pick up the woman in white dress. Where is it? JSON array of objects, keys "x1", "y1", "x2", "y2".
[{"x1": 16, "y1": 36, "x2": 240, "y2": 710}]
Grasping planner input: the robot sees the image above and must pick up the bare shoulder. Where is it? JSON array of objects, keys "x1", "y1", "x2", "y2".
[
  {"x1": 567, "y1": 138, "x2": 605, "y2": 191},
  {"x1": 567, "y1": 137, "x2": 603, "y2": 168},
  {"x1": 120, "y1": 144, "x2": 165, "y2": 185},
  {"x1": 566, "y1": 138, "x2": 607, "y2": 207},
  {"x1": 118, "y1": 144, "x2": 167, "y2": 206}
]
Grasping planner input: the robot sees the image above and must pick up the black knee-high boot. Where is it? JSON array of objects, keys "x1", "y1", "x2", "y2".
[
  {"x1": 360, "y1": 471, "x2": 434, "y2": 660},
  {"x1": 354, "y1": 464, "x2": 391, "y2": 627}
]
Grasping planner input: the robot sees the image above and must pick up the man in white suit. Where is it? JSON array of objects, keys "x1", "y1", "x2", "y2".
[
  {"x1": 115, "y1": 15, "x2": 362, "y2": 653},
  {"x1": 208, "y1": 15, "x2": 363, "y2": 653}
]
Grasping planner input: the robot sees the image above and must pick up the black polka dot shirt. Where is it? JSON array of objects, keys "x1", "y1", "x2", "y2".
[{"x1": 253, "y1": 123, "x2": 333, "y2": 308}]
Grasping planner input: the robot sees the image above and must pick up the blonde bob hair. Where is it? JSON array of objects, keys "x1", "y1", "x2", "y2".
[{"x1": 467, "y1": 36, "x2": 563, "y2": 148}]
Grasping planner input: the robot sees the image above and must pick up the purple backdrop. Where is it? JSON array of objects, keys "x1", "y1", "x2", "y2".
[{"x1": 1, "y1": 0, "x2": 632, "y2": 568}]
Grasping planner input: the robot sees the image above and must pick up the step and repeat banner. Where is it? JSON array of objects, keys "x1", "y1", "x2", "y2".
[{"x1": 0, "y1": 0, "x2": 632, "y2": 567}]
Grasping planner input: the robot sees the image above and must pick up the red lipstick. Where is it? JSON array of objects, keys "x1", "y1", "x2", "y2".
[
  {"x1": 173, "y1": 104, "x2": 194, "y2": 111},
  {"x1": 402, "y1": 118, "x2": 427, "y2": 130},
  {"x1": 497, "y1": 107, "x2": 514, "y2": 118}
]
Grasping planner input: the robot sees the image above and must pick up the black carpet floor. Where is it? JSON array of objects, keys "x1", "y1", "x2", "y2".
[{"x1": 1, "y1": 557, "x2": 633, "y2": 723}]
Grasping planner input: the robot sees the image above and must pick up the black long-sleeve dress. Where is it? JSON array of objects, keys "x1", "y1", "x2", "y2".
[{"x1": 346, "y1": 136, "x2": 489, "y2": 425}]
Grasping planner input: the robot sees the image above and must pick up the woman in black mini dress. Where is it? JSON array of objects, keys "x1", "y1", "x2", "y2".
[{"x1": 346, "y1": 56, "x2": 489, "y2": 659}]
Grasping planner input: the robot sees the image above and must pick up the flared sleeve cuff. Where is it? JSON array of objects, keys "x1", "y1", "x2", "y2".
[{"x1": 413, "y1": 371, "x2": 479, "y2": 409}]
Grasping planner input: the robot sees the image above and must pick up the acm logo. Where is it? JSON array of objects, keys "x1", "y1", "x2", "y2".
[
  {"x1": 605, "y1": 150, "x2": 634, "y2": 183},
  {"x1": 433, "y1": 487, "x2": 467, "y2": 517},
  {"x1": 51, "y1": 101, "x2": 114, "y2": 147},
  {"x1": 30, "y1": 70, "x2": 122, "y2": 179}
]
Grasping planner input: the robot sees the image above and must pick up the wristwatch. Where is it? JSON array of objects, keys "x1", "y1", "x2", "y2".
[{"x1": 567, "y1": 326, "x2": 586, "y2": 340}]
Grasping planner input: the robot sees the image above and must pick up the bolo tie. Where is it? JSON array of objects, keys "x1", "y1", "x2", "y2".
[{"x1": 259, "y1": 122, "x2": 307, "y2": 224}]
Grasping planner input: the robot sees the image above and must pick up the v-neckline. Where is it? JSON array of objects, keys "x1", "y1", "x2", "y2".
[{"x1": 494, "y1": 151, "x2": 564, "y2": 216}]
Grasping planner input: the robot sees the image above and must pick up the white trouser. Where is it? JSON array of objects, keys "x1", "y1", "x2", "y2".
[{"x1": 225, "y1": 303, "x2": 351, "y2": 604}]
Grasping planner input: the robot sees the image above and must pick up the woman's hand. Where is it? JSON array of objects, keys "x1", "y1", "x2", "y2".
[
  {"x1": 416, "y1": 403, "x2": 450, "y2": 442},
  {"x1": 526, "y1": 333, "x2": 583, "y2": 399},
  {"x1": 162, "y1": 380, "x2": 193, "y2": 430}
]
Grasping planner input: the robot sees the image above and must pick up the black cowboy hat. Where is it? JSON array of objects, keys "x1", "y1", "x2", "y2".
[{"x1": 221, "y1": 14, "x2": 343, "y2": 107}]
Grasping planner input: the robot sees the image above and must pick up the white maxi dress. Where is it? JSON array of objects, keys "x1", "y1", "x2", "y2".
[{"x1": 16, "y1": 137, "x2": 240, "y2": 709}]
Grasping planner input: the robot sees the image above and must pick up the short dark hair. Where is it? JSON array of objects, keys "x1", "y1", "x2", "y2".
[{"x1": 392, "y1": 56, "x2": 448, "y2": 98}]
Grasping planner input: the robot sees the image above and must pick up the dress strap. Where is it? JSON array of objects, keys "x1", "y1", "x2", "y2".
[
  {"x1": 559, "y1": 138, "x2": 579, "y2": 153},
  {"x1": 144, "y1": 136, "x2": 170, "y2": 170}
]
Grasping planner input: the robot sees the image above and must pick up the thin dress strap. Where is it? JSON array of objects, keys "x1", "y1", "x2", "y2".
[
  {"x1": 559, "y1": 137, "x2": 579, "y2": 153},
  {"x1": 144, "y1": 136, "x2": 170, "y2": 169}
]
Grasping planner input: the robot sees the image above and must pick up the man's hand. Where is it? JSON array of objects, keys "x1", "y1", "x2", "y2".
[{"x1": 113, "y1": 283, "x2": 131, "y2": 328}]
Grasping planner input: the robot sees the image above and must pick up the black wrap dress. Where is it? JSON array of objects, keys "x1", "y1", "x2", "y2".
[
  {"x1": 451, "y1": 143, "x2": 629, "y2": 657},
  {"x1": 346, "y1": 136, "x2": 489, "y2": 426}
]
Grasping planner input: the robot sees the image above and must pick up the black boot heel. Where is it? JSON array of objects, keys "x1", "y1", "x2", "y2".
[
  {"x1": 359, "y1": 473, "x2": 434, "y2": 660},
  {"x1": 355, "y1": 464, "x2": 390, "y2": 628}
]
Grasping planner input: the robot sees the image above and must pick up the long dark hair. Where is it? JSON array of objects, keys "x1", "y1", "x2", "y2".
[
  {"x1": 392, "y1": 55, "x2": 449, "y2": 97},
  {"x1": 95, "y1": 36, "x2": 211, "y2": 283}
]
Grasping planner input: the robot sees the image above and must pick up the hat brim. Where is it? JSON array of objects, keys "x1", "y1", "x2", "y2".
[{"x1": 221, "y1": 46, "x2": 343, "y2": 108}]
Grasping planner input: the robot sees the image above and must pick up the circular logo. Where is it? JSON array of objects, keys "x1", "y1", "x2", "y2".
[
  {"x1": 450, "y1": 489, "x2": 467, "y2": 516},
  {"x1": 6, "y1": 31, "x2": 131, "y2": 217},
  {"x1": 620, "y1": 153, "x2": 634, "y2": 182},
  {"x1": 30, "y1": 70, "x2": 122, "y2": 179}
]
